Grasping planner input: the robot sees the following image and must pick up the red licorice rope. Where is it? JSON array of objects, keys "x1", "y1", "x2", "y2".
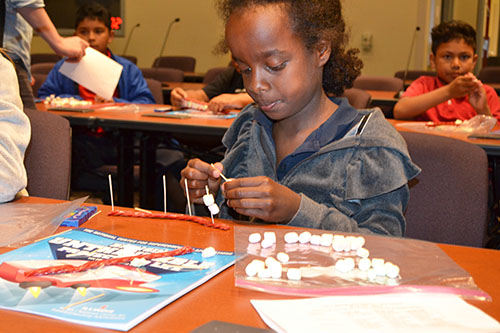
[
  {"x1": 107, "y1": 210, "x2": 231, "y2": 231},
  {"x1": 24, "y1": 246, "x2": 193, "y2": 277}
]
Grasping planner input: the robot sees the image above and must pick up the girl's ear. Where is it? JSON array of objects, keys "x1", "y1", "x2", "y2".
[{"x1": 317, "y1": 40, "x2": 331, "y2": 67}]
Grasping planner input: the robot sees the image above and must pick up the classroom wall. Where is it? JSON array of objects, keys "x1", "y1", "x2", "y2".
[{"x1": 31, "y1": 0, "x2": 433, "y2": 76}]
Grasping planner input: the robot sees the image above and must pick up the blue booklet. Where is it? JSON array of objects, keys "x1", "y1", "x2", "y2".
[{"x1": 0, "y1": 228, "x2": 235, "y2": 331}]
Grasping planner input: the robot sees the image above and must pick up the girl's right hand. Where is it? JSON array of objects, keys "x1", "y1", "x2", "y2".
[
  {"x1": 170, "y1": 88, "x2": 187, "y2": 107},
  {"x1": 180, "y1": 159, "x2": 223, "y2": 204}
]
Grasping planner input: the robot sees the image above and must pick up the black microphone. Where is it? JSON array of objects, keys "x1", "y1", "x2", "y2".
[
  {"x1": 122, "y1": 23, "x2": 140, "y2": 55},
  {"x1": 158, "y1": 18, "x2": 180, "y2": 58},
  {"x1": 396, "y1": 26, "x2": 421, "y2": 98}
]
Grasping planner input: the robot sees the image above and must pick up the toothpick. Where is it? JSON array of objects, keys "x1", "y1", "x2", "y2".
[
  {"x1": 205, "y1": 185, "x2": 215, "y2": 225},
  {"x1": 163, "y1": 174, "x2": 167, "y2": 214},
  {"x1": 108, "y1": 174, "x2": 114, "y2": 211},
  {"x1": 134, "y1": 207, "x2": 152, "y2": 214},
  {"x1": 184, "y1": 178, "x2": 192, "y2": 216},
  {"x1": 211, "y1": 163, "x2": 228, "y2": 182}
]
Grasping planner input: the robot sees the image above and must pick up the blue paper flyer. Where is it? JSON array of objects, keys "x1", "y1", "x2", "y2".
[{"x1": 0, "y1": 228, "x2": 235, "y2": 331}]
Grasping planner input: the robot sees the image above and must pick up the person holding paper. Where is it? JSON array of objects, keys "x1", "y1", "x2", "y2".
[
  {"x1": 38, "y1": 2, "x2": 154, "y2": 104},
  {"x1": 2, "y1": 0, "x2": 89, "y2": 109},
  {"x1": 0, "y1": 49, "x2": 30, "y2": 203}
]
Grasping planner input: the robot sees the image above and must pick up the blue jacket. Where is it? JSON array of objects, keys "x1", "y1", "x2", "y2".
[
  {"x1": 217, "y1": 99, "x2": 421, "y2": 236},
  {"x1": 38, "y1": 52, "x2": 155, "y2": 104}
]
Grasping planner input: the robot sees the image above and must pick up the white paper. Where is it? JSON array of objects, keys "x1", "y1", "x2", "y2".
[
  {"x1": 59, "y1": 47, "x2": 123, "y2": 100},
  {"x1": 251, "y1": 293, "x2": 500, "y2": 333}
]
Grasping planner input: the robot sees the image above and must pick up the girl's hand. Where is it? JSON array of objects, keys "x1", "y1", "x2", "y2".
[
  {"x1": 170, "y1": 88, "x2": 187, "y2": 107},
  {"x1": 180, "y1": 159, "x2": 222, "y2": 204},
  {"x1": 222, "y1": 176, "x2": 301, "y2": 223}
]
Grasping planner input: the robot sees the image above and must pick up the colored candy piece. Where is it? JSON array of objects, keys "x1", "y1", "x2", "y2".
[{"x1": 61, "y1": 206, "x2": 98, "y2": 227}]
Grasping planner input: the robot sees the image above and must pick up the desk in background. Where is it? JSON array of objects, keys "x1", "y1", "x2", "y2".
[
  {"x1": 38, "y1": 103, "x2": 234, "y2": 209},
  {"x1": 1, "y1": 196, "x2": 499, "y2": 332},
  {"x1": 161, "y1": 82, "x2": 206, "y2": 104}
]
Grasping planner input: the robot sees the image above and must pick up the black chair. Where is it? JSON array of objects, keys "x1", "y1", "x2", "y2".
[
  {"x1": 141, "y1": 67, "x2": 184, "y2": 83},
  {"x1": 478, "y1": 67, "x2": 500, "y2": 84},
  {"x1": 152, "y1": 56, "x2": 196, "y2": 72},
  {"x1": 342, "y1": 88, "x2": 371, "y2": 109},
  {"x1": 24, "y1": 109, "x2": 72, "y2": 200},
  {"x1": 401, "y1": 131, "x2": 488, "y2": 247},
  {"x1": 31, "y1": 53, "x2": 61, "y2": 65},
  {"x1": 120, "y1": 55, "x2": 138, "y2": 64}
]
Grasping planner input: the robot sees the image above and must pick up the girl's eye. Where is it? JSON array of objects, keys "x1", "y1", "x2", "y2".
[
  {"x1": 240, "y1": 66, "x2": 252, "y2": 75},
  {"x1": 267, "y1": 62, "x2": 286, "y2": 72}
]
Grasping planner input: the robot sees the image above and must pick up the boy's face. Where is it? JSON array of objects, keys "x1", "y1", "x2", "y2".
[
  {"x1": 430, "y1": 38, "x2": 477, "y2": 84},
  {"x1": 75, "y1": 18, "x2": 113, "y2": 54},
  {"x1": 225, "y1": 5, "x2": 329, "y2": 122}
]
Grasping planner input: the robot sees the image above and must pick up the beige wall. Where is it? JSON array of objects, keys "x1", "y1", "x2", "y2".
[{"x1": 31, "y1": 0, "x2": 434, "y2": 76}]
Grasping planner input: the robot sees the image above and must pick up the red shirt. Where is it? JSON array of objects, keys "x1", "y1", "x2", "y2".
[{"x1": 402, "y1": 76, "x2": 500, "y2": 121}]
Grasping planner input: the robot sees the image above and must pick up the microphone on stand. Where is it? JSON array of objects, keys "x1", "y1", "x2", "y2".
[
  {"x1": 395, "y1": 26, "x2": 421, "y2": 98},
  {"x1": 122, "y1": 23, "x2": 140, "y2": 55},
  {"x1": 158, "y1": 18, "x2": 180, "y2": 60}
]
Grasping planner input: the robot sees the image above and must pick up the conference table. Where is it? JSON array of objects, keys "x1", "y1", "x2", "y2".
[
  {"x1": 37, "y1": 103, "x2": 234, "y2": 209},
  {"x1": 0, "y1": 196, "x2": 499, "y2": 332}
]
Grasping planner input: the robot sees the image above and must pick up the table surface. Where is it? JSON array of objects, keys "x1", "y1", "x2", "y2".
[
  {"x1": 1, "y1": 196, "x2": 499, "y2": 332},
  {"x1": 38, "y1": 102, "x2": 234, "y2": 136}
]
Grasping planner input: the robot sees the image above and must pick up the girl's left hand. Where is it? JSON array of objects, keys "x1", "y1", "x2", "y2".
[{"x1": 222, "y1": 176, "x2": 301, "y2": 223}]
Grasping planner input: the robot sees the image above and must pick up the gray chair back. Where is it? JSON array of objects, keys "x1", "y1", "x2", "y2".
[
  {"x1": 31, "y1": 62, "x2": 56, "y2": 75},
  {"x1": 401, "y1": 131, "x2": 488, "y2": 247},
  {"x1": 120, "y1": 55, "x2": 138, "y2": 64},
  {"x1": 478, "y1": 67, "x2": 500, "y2": 84},
  {"x1": 342, "y1": 88, "x2": 371, "y2": 109},
  {"x1": 203, "y1": 67, "x2": 229, "y2": 84},
  {"x1": 152, "y1": 56, "x2": 196, "y2": 72},
  {"x1": 141, "y1": 67, "x2": 184, "y2": 83},
  {"x1": 32, "y1": 73, "x2": 47, "y2": 98},
  {"x1": 31, "y1": 53, "x2": 61, "y2": 65},
  {"x1": 24, "y1": 109, "x2": 72, "y2": 200},
  {"x1": 144, "y1": 78, "x2": 164, "y2": 104},
  {"x1": 394, "y1": 70, "x2": 436, "y2": 81}
]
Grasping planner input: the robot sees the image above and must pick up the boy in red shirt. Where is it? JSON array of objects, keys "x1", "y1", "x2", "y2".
[{"x1": 394, "y1": 20, "x2": 500, "y2": 121}]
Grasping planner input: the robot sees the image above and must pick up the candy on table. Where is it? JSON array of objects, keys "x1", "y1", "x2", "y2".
[
  {"x1": 332, "y1": 235, "x2": 346, "y2": 252},
  {"x1": 181, "y1": 97, "x2": 208, "y2": 111},
  {"x1": 248, "y1": 233, "x2": 262, "y2": 244},
  {"x1": 260, "y1": 238, "x2": 274, "y2": 249},
  {"x1": 263, "y1": 231, "x2": 276, "y2": 244},
  {"x1": 310, "y1": 234, "x2": 321, "y2": 246},
  {"x1": 356, "y1": 247, "x2": 370, "y2": 258},
  {"x1": 277, "y1": 252, "x2": 289, "y2": 263},
  {"x1": 320, "y1": 233, "x2": 333, "y2": 247},
  {"x1": 298, "y1": 231, "x2": 312, "y2": 244},
  {"x1": 257, "y1": 268, "x2": 272, "y2": 279},
  {"x1": 44, "y1": 95, "x2": 93, "y2": 107},
  {"x1": 358, "y1": 257, "x2": 371, "y2": 271},
  {"x1": 203, "y1": 186, "x2": 220, "y2": 218},
  {"x1": 202, "y1": 247, "x2": 216, "y2": 258},
  {"x1": 286, "y1": 268, "x2": 302, "y2": 281},
  {"x1": 61, "y1": 206, "x2": 98, "y2": 227},
  {"x1": 284, "y1": 232, "x2": 299, "y2": 244},
  {"x1": 385, "y1": 262, "x2": 400, "y2": 279}
]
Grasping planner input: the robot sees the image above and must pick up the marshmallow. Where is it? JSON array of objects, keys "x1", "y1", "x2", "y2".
[
  {"x1": 265, "y1": 256, "x2": 280, "y2": 269},
  {"x1": 320, "y1": 233, "x2": 334, "y2": 247},
  {"x1": 203, "y1": 194, "x2": 215, "y2": 206},
  {"x1": 356, "y1": 247, "x2": 370, "y2": 258},
  {"x1": 343, "y1": 258, "x2": 355, "y2": 272},
  {"x1": 202, "y1": 247, "x2": 216, "y2": 258},
  {"x1": 298, "y1": 231, "x2": 312, "y2": 244},
  {"x1": 310, "y1": 234, "x2": 321, "y2": 245},
  {"x1": 251, "y1": 259, "x2": 265, "y2": 271},
  {"x1": 332, "y1": 235, "x2": 346, "y2": 252},
  {"x1": 263, "y1": 232, "x2": 276, "y2": 244},
  {"x1": 367, "y1": 268, "x2": 377, "y2": 281},
  {"x1": 358, "y1": 257, "x2": 371, "y2": 271},
  {"x1": 257, "y1": 268, "x2": 272, "y2": 279},
  {"x1": 207, "y1": 203, "x2": 220, "y2": 215},
  {"x1": 245, "y1": 263, "x2": 258, "y2": 277},
  {"x1": 385, "y1": 262, "x2": 400, "y2": 279},
  {"x1": 287, "y1": 268, "x2": 302, "y2": 281},
  {"x1": 277, "y1": 252, "x2": 290, "y2": 263},
  {"x1": 248, "y1": 233, "x2": 262, "y2": 244},
  {"x1": 284, "y1": 232, "x2": 299, "y2": 244},
  {"x1": 261, "y1": 238, "x2": 274, "y2": 249}
]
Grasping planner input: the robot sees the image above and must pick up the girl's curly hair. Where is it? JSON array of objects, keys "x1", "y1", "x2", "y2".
[{"x1": 216, "y1": 0, "x2": 363, "y2": 96}]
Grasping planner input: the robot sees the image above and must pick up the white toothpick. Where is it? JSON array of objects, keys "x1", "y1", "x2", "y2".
[
  {"x1": 205, "y1": 185, "x2": 210, "y2": 195},
  {"x1": 108, "y1": 174, "x2": 114, "y2": 211},
  {"x1": 184, "y1": 178, "x2": 192, "y2": 216},
  {"x1": 163, "y1": 174, "x2": 167, "y2": 214},
  {"x1": 211, "y1": 163, "x2": 228, "y2": 182}
]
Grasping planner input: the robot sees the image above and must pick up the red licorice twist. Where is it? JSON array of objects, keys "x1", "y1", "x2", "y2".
[
  {"x1": 23, "y1": 246, "x2": 193, "y2": 277},
  {"x1": 107, "y1": 210, "x2": 231, "y2": 230}
]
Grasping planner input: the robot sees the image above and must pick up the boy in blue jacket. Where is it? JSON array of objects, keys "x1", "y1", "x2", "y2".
[{"x1": 38, "y1": 2, "x2": 154, "y2": 104}]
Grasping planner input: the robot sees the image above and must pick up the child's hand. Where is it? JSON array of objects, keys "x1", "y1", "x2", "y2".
[
  {"x1": 170, "y1": 88, "x2": 187, "y2": 107},
  {"x1": 94, "y1": 95, "x2": 113, "y2": 103},
  {"x1": 208, "y1": 93, "x2": 245, "y2": 113},
  {"x1": 222, "y1": 176, "x2": 301, "y2": 223},
  {"x1": 447, "y1": 73, "x2": 479, "y2": 99},
  {"x1": 180, "y1": 159, "x2": 223, "y2": 204},
  {"x1": 468, "y1": 79, "x2": 490, "y2": 115}
]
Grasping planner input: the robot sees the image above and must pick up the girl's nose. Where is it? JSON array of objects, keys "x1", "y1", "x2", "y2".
[{"x1": 247, "y1": 69, "x2": 270, "y2": 95}]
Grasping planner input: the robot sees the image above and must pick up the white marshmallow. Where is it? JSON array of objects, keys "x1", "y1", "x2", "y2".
[
  {"x1": 355, "y1": 236, "x2": 366, "y2": 248},
  {"x1": 251, "y1": 259, "x2": 265, "y2": 271},
  {"x1": 202, "y1": 247, "x2": 216, "y2": 258},
  {"x1": 261, "y1": 238, "x2": 274, "y2": 249},
  {"x1": 371, "y1": 258, "x2": 385, "y2": 268},
  {"x1": 298, "y1": 231, "x2": 312, "y2": 244},
  {"x1": 245, "y1": 263, "x2": 258, "y2": 277},
  {"x1": 284, "y1": 232, "x2": 299, "y2": 244},
  {"x1": 265, "y1": 256, "x2": 280, "y2": 269},
  {"x1": 385, "y1": 263, "x2": 400, "y2": 279},
  {"x1": 270, "y1": 265, "x2": 282, "y2": 279},
  {"x1": 287, "y1": 268, "x2": 302, "y2": 281},
  {"x1": 367, "y1": 268, "x2": 377, "y2": 281},
  {"x1": 343, "y1": 258, "x2": 355, "y2": 272},
  {"x1": 277, "y1": 252, "x2": 290, "y2": 263},
  {"x1": 335, "y1": 259, "x2": 348, "y2": 273},
  {"x1": 358, "y1": 257, "x2": 371, "y2": 271},
  {"x1": 320, "y1": 233, "x2": 334, "y2": 247},
  {"x1": 356, "y1": 247, "x2": 370, "y2": 258},
  {"x1": 263, "y1": 232, "x2": 276, "y2": 244},
  {"x1": 208, "y1": 203, "x2": 220, "y2": 215},
  {"x1": 257, "y1": 268, "x2": 272, "y2": 279},
  {"x1": 332, "y1": 236, "x2": 346, "y2": 252},
  {"x1": 203, "y1": 194, "x2": 215, "y2": 206},
  {"x1": 248, "y1": 233, "x2": 262, "y2": 243},
  {"x1": 310, "y1": 234, "x2": 321, "y2": 245}
]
